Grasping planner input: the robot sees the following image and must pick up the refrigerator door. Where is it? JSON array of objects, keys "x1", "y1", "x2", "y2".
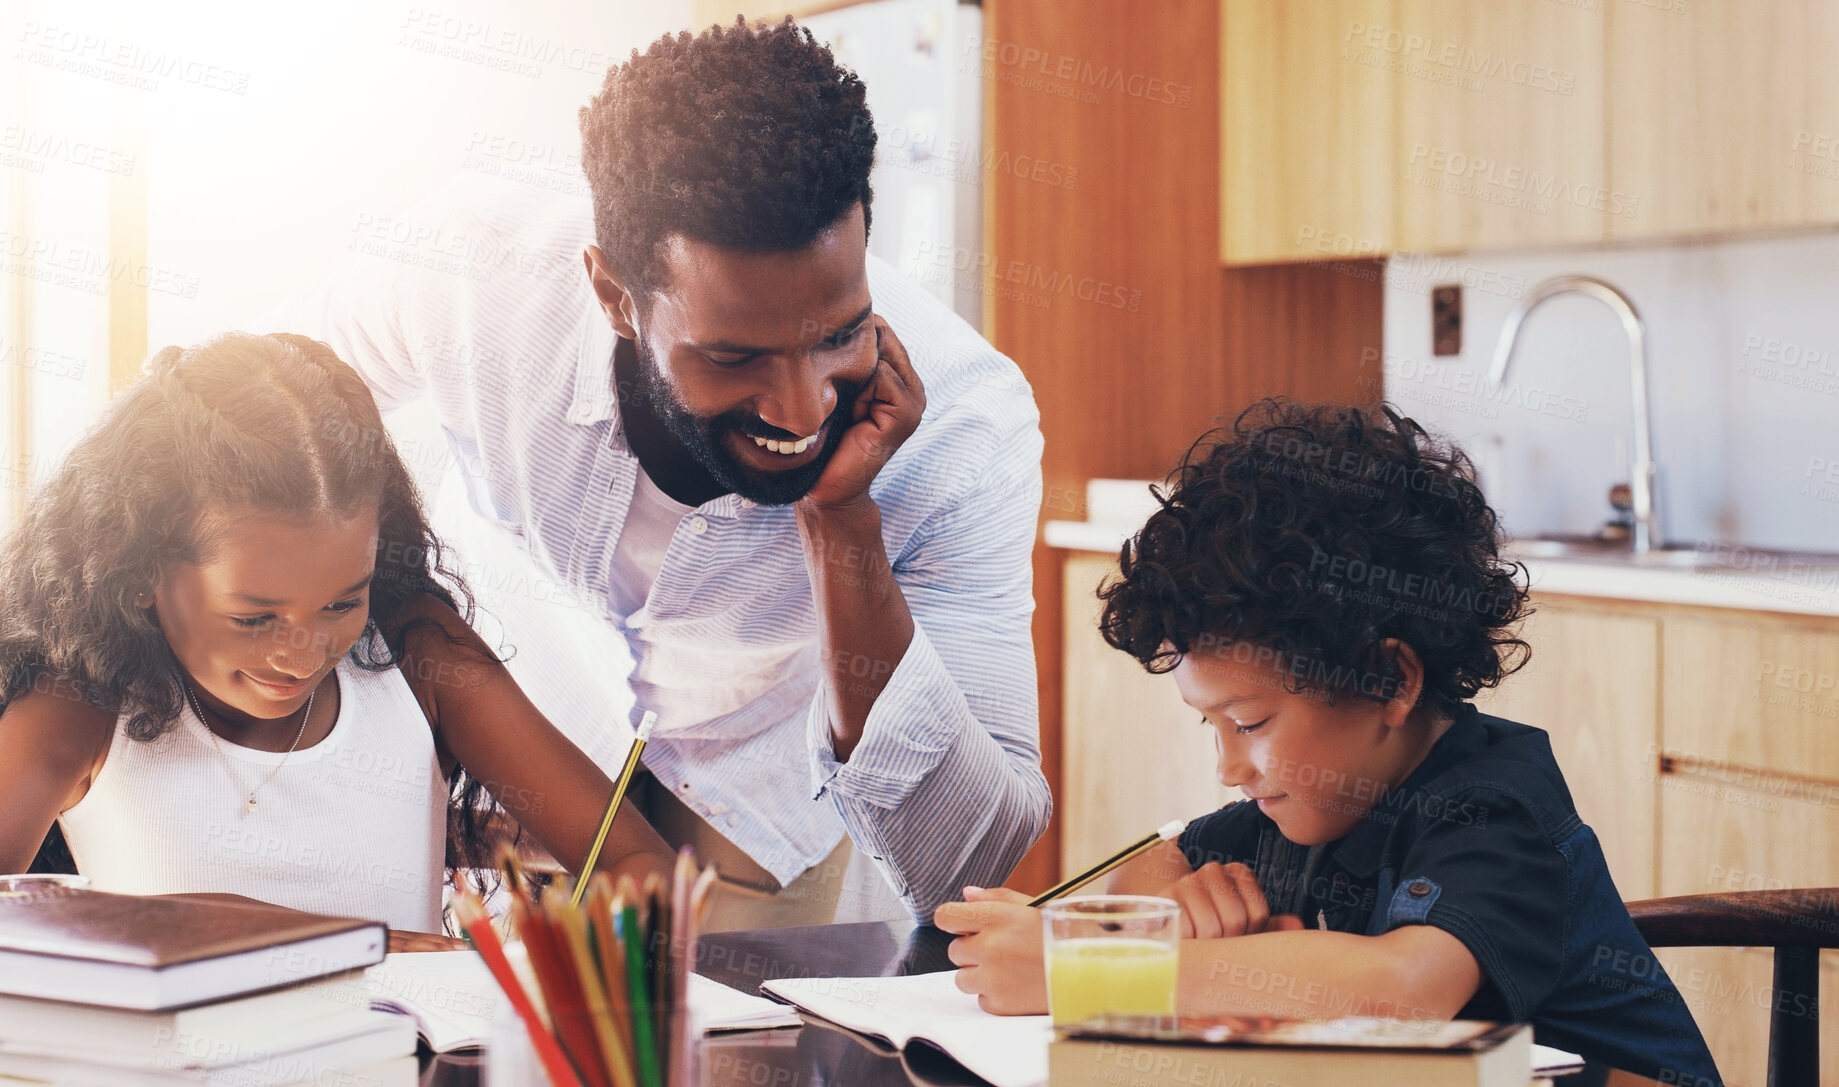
[{"x1": 800, "y1": 0, "x2": 985, "y2": 332}]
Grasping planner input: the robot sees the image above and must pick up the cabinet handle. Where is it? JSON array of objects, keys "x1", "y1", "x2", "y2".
[{"x1": 1657, "y1": 752, "x2": 1839, "y2": 799}]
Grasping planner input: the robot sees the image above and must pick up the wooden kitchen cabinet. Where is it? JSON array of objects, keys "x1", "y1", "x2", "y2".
[
  {"x1": 1660, "y1": 611, "x2": 1839, "y2": 784},
  {"x1": 1060, "y1": 554, "x2": 1238, "y2": 874},
  {"x1": 1607, "y1": 0, "x2": 1839, "y2": 242},
  {"x1": 1389, "y1": 0, "x2": 1611, "y2": 252},
  {"x1": 1504, "y1": 601, "x2": 1839, "y2": 1086},
  {"x1": 1222, "y1": 0, "x2": 1839, "y2": 262},
  {"x1": 1220, "y1": 0, "x2": 1609, "y2": 263},
  {"x1": 1471, "y1": 597, "x2": 1659, "y2": 900},
  {"x1": 1655, "y1": 774, "x2": 1839, "y2": 1087},
  {"x1": 1219, "y1": 0, "x2": 1395, "y2": 264},
  {"x1": 1656, "y1": 609, "x2": 1839, "y2": 1087}
]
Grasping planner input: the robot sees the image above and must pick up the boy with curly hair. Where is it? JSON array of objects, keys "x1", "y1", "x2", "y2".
[{"x1": 936, "y1": 400, "x2": 1721, "y2": 1085}]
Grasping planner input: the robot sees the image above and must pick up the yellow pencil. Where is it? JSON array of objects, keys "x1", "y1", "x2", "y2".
[
  {"x1": 1026, "y1": 819, "x2": 1187, "y2": 907},
  {"x1": 573, "y1": 710, "x2": 658, "y2": 907},
  {"x1": 552, "y1": 893, "x2": 638, "y2": 1087}
]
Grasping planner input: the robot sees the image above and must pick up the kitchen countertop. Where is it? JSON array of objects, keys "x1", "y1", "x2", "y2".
[{"x1": 1043, "y1": 518, "x2": 1839, "y2": 618}]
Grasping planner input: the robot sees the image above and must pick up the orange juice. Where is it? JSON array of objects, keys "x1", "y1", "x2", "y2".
[{"x1": 1046, "y1": 937, "x2": 1178, "y2": 1026}]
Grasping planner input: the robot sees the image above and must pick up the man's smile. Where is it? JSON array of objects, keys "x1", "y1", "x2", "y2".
[
  {"x1": 749, "y1": 428, "x2": 822, "y2": 456},
  {"x1": 729, "y1": 424, "x2": 828, "y2": 472}
]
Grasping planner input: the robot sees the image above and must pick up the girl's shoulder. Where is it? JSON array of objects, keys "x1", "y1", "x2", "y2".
[
  {"x1": 374, "y1": 589, "x2": 461, "y2": 641},
  {"x1": 376, "y1": 592, "x2": 499, "y2": 718},
  {"x1": 378, "y1": 591, "x2": 495, "y2": 664},
  {"x1": 0, "y1": 674, "x2": 117, "y2": 802},
  {"x1": 2, "y1": 673, "x2": 116, "y2": 735}
]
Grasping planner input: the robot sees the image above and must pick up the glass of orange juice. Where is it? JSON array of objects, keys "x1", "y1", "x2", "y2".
[{"x1": 1041, "y1": 895, "x2": 1180, "y2": 1027}]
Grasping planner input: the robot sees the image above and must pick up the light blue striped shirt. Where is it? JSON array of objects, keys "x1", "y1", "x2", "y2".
[{"x1": 279, "y1": 183, "x2": 1049, "y2": 920}]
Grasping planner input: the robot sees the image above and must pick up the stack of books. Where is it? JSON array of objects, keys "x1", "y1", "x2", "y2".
[{"x1": 0, "y1": 886, "x2": 413, "y2": 1086}]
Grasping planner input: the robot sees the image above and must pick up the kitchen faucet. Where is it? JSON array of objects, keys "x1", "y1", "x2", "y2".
[{"x1": 1489, "y1": 274, "x2": 1661, "y2": 553}]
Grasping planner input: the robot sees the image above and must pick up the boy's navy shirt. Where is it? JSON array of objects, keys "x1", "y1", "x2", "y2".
[{"x1": 1177, "y1": 703, "x2": 1723, "y2": 1086}]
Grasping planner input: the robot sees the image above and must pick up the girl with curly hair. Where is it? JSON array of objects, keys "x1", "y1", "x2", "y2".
[{"x1": 0, "y1": 333, "x2": 672, "y2": 938}]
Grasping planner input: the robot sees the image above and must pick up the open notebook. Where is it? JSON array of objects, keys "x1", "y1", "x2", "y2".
[
  {"x1": 763, "y1": 971, "x2": 1053, "y2": 1087},
  {"x1": 360, "y1": 952, "x2": 798, "y2": 1051},
  {"x1": 761, "y1": 970, "x2": 1586, "y2": 1087}
]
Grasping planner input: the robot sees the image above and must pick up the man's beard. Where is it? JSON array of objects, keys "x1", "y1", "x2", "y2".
[{"x1": 631, "y1": 337, "x2": 859, "y2": 506}]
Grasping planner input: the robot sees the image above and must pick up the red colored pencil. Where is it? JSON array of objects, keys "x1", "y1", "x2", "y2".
[
  {"x1": 452, "y1": 891, "x2": 586, "y2": 1087},
  {"x1": 513, "y1": 887, "x2": 613, "y2": 1087}
]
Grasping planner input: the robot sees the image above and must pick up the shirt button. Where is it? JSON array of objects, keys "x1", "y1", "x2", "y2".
[
  {"x1": 678, "y1": 781, "x2": 693, "y2": 793},
  {"x1": 1407, "y1": 879, "x2": 1433, "y2": 898},
  {"x1": 739, "y1": 498, "x2": 756, "y2": 510},
  {"x1": 688, "y1": 516, "x2": 708, "y2": 535}
]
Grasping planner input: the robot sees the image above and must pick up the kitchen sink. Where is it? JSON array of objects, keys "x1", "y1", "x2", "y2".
[{"x1": 1505, "y1": 535, "x2": 1839, "y2": 573}]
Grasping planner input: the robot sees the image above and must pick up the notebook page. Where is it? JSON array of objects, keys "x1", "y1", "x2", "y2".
[
  {"x1": 1533, "y1": 1042, "x2": 1586, "y2": 1074},
  {"x1": 688, "y1": 973, "x2": 802, "y2": 1031},
  {"x1": 365, "y1": 952, "x2": 498, "y2": 1051},
  {"x1": 367, "y1": 950, "x2": 804, "y2": 1049},
  {"x1": 763, "y1": 970, "x2": 1052, "y2": 1087}
]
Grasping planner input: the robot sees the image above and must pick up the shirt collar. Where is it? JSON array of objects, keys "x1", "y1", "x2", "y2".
[
  {"x1": 1323, "y1": 702, "x2": 1487, "y2": 879},
  {"x1": 569, "y1": 304, "x2": 623, "y2": 430}
]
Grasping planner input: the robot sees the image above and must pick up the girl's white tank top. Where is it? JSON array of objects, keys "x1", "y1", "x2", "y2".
[{"x1": 59, "y1": 656, "x2": 446, "y2": 932}]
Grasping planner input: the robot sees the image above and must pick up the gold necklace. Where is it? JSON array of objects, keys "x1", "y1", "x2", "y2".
[{"x1": 184, "y1": 680, "x2": 315, "y2": 817}]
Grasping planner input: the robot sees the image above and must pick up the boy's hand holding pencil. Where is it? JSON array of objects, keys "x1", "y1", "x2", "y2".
[
  {"x1": 933, "y1": 886, "x2": 1050, "y2": 1015},
  {"x1": 934, "y1": 874, "x2": 1300, "y2": 1017},
  {"x1": 934, "y1": 820, "x2": 1301, "y2": 1016},
  {"x1": 937, "y1": 820, "x2": 1192, "y2": 1015}
]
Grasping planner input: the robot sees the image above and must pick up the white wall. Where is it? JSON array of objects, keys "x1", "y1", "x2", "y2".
[
  {"x1": 3, "y1": 0, "x2": 691, "y2": 520},
  {"x1": 1381, "y1": 233, "x2": 1839, "y2": 554},
  {"x1": 141, "y1": 0, "x2": 693, "y2": 345},
  {"x1": 129, "y1": 0, "x2": 700, "y2": 766}
]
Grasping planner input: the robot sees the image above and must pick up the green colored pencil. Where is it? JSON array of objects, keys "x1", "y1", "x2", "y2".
[{"x1": 618, "y1": 881, "x2": 663, "y2": 1087}]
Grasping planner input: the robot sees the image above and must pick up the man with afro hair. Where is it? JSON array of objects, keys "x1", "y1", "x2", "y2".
[{"x1": 277, "y1": 17, "x2": 1049, "y2": 928}]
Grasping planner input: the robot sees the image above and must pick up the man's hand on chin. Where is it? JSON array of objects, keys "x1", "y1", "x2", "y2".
[{"x1": 798, "y1": 315, "x2": 926, "y2": 514}]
